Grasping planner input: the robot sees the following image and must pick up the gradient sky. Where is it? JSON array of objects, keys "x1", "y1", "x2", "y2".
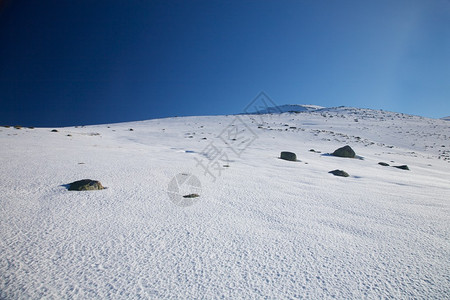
[{"x1": 1, "y1": 0, "x2": 449, "y2": 127}]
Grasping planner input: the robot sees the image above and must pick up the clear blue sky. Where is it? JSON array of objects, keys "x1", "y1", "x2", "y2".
[{"x1": 1, "y1": 0, "x2": 449, "y2": 126}]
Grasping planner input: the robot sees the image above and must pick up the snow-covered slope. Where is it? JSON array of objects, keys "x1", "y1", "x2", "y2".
[
  {"x1": 1, "y1": 106, "x2": 449, "y2": 298},
  {"x1": 441, "y1": 116, "x2": 450, "y2": 121}
]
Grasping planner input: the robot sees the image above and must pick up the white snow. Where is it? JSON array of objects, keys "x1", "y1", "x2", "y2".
[{"x1": 1, "y1": 107, "x2": 449, "y2": 298}]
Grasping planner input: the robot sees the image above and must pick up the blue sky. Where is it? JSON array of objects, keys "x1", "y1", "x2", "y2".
[{"x1": 0, "y1": 0, "x2": 449, "y2": 126}]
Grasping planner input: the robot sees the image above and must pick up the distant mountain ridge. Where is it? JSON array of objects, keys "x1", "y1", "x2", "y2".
[
  {"x1": 251, "y1": 104, "x2": 448, "y2": 120},
  {"x1": 252, "y1": 104, "x2": 324, "y2": 114}
]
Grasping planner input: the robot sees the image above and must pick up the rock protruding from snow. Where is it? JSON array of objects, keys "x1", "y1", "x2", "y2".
[
  {"x1": 378, "y1": 162, "x2": 390, "y2": 166},
  {"x1": 68, "y1": 179, "x2": 105, "y2": 191},
  {"x1": 332, "y1": 145, "x2": 356, "y2": 158},
  {"x1": 329, "y1": 170, "x2": 350, "y2": 177},
  {"x1": 280, "y1": 151, "x2": 297, "y2": 161},
  {"x1": 183, "y1": 193, "x2": 200, "y2": 198},
  {"x1": 393, "y1": 165, "x2": 410, "y2": 170}
]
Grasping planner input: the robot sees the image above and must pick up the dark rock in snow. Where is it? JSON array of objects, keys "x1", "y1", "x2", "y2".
[
  {"x1": 378, "y1": 162, "x2": 390, "y2": 166},
  {"x1": 183, "y1": 193, "x2": 199, "y2": 198},
  {"x1": 329, "y1": 170, "x2": 350, "y2": 177},
  {"x1": 309, "y1": 149, "x2": 321, "y2": 153},
  {"x1": 280, "y1": 151, "x2": 297, "y2": 161},
  {"x1": 51, "y1": 129, "x2": 58, "y2": 132},
  {"x1": 332, "y1": 145, "x2": 355, "y2": 158},
  {"x1": 393, "y1": 165, "x2": 410, "y2": 170},
  {"x1": 68, "y1": 179, "x2": 105, "y2": 191}
]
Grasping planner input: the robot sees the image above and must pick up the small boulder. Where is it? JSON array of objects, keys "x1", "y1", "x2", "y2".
[
  {"x1": 51, "y1": 129, "x2": 58, "y2": 132},
  {"x1": 378, "y1": 162, "x2": 390, "y2": 166},
  {"x1": 329, "y1": 170, "x2": 349, "y2": 177},
  {"x1": 68, "y1": 179, "x2": 105, "y2": 191},
  {"x1": 332, "y1": 145, "x2": 355, "y2": 158},
  {"x1": 393, "y1": 165, "x2": 410, "y2": 170},
  {"x1": 280, "y1": 151, "x2": 297, "y2": 161}
]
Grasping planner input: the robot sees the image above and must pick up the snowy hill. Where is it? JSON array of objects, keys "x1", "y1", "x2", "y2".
[{"x1": 1, "y1": 106, "x2": 449, "y2": 298}]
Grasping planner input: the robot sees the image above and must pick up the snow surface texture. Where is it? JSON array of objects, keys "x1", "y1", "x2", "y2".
[{"x1": 1, "y1": 106, "x2": 449, "y2": 299}]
